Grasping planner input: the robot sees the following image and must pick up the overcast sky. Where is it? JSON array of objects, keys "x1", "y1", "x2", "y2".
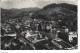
[{"x1": 1, "y1": 0, "x2": 77, "y2": 9}]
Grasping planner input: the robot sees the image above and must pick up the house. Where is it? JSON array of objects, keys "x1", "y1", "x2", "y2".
[{"x1": 68, "y1": 32, "x2": 77, "y2": 42}]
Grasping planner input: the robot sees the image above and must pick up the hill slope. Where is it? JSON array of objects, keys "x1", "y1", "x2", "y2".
[{"x1": 32, "y1": 3, "x2": 77, "y2": 31}]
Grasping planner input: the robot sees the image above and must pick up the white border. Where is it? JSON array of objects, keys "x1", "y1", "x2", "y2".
[{"x1": 0, "y1": 0, "x2": 80, "y2": 53}]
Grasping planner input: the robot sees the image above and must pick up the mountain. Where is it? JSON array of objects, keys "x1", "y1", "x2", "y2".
[
  {"x1": 33, "y1": 3, "x2": 77, "y2": 19},
  {"x1": 1, "y1": 7, "x2": 40, "y2": 20},
  {"x1": 43, "y1": 3, "x2": 77, "y2": 12},
  {"x1": 32, "y1": 3, "x2": 77, "y2": 31},
  {"x1": 9, "y1": 7, "x2": 40, "y2": 14}
]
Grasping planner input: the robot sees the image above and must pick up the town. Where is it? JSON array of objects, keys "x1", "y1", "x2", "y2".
[{"x1": 1, "y1": 16, "x2": 77, "y2": 50}]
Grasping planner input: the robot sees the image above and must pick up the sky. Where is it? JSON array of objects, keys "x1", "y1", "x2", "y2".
[{"x1": 1, "y1": 0, "x2": 78, "y2": 9}]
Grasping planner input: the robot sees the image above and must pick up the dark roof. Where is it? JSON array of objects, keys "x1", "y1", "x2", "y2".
[{"x1": 1, "y1": 36, "x2": 14, "y2": 42}]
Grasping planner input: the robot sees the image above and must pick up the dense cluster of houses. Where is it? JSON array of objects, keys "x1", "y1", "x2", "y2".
[{"x1": 1, "y1": 17, "x2": 78, "y2": 50}]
